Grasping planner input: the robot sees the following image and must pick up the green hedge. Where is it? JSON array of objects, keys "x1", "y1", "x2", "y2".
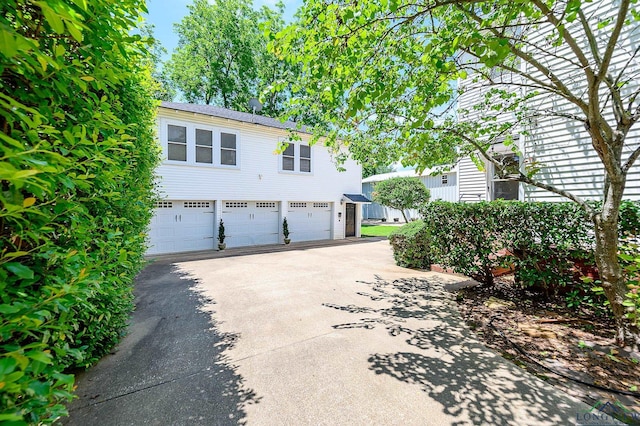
[
  {"x1": 414, "y1": 201, "x2": 639, "y2": 290},
  {"x1": 1, "y1": 1, "x2": 159, "y2": 423},
  {"x1": 388, "y1": 220, "x2": 431, "y2": 269}
]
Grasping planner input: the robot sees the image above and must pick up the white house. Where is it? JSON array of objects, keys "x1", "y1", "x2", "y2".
[
  {"x1": 455, "y1": 1, "x2": 640, "y2": 203},
  {"x1": 362, "y1": 168, "x2": 458, "y2": 221},
  {"x1": 147, "y1": 102, "x2": 367, "y2": 255}
]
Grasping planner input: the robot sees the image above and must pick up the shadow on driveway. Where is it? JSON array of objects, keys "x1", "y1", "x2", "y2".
[
  {"x1": 64, "y1": 262, "x2": 259, "y2": 425},
  {"x1": 325, "y1": 275, "x2": 584, "y2": 425}
]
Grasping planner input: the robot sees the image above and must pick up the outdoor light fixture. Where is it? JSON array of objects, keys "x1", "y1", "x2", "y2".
[{"x1": 340, "y1": 197, "x2": 345, "y2": 205}]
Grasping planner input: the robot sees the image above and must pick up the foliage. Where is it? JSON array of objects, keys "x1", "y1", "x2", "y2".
[
  {"x1": 276, "y1": 0, "x2": 640, "y2": 348},
  {"x1": 619, "y1": 240, "x2": 640, "y2": 327},
  {"x1": 420, "y1": 202, "x2": 505, "y2": 285},
  {"x1": 360, "y1": 224, "x2": 397, "y2": 238},
  {"x1": 164, "y1": 0, "x2": 296, "y2": 117},
  {"x1": 0, "y1": 0, "x2": 158, "y2": 423},
  {"x1": 218, "y1": 219, "x2": 226, "y2": 244},
  {"x1": 619, "y1": 200, "x2": 640, "y2": 238},
  {"x1": 362, "y1": 163, "x2": 395, "y2": 179},
  {"x1": 372, "y1": 177, "x2": 430, "y2": 223},
  {"x1": 388, "y1": 221, "x2": 431, "y2": 269},
  {"x1": 419, "y1": 201, "x2": 639, "y2": 292},
  {"x1": 282, "y1": 217, "x2": 289, "y2": 239}
]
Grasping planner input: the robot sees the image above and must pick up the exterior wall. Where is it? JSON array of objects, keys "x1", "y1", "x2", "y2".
[
  {"x1": 155, "y1": 107, "x2": 363, "y2": 241},
  {"x1": 362, "y1": 171, "x2": 458, "y2": 220},
  {"x1": 519, "y1": 1, "x2": 640, "y2": 202},
  {"x1": 456, "y1": 1, "x2": 640, "y2": 203},
  {"x1": 457, "y1": 157, "x2": 488, "y2": 202}
]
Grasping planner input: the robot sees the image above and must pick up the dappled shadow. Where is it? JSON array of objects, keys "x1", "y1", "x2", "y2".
[
  {"x1": 65, "y1": 262, "x2": 259, "y2": 426},
  {"x1": 325, "y1": 275, "x2": 583, "y2": 425}
]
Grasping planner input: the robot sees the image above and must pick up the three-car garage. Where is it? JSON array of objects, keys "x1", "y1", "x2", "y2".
[{"x1": 146, "y1": 200, "x2": 337, "y2": 255}]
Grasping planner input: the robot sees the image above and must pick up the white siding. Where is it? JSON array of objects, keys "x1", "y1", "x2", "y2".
[
  {"x1": 455, "y1": 1, "x2": 640, "y2": 202},
  {"x1": 519, "y1": 1, "x2": 640, "y2": 202},
  {"x1": 458, "y1": 157, "x2": 487, "y2": 202},
  {"x1": 154, "y1": 108, "x2": 363, "y2": 246}
]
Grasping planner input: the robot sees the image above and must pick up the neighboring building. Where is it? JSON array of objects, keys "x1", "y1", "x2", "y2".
[
  {"x1": 362, "y1": 168, "x2": 458, "y2": 221},
  {"x1": 147, "y1": 102, "x2": 367, "y2": 255}
]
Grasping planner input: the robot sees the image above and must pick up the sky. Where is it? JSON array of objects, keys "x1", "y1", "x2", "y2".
[{"x1": 144, "y1": 0, "x2": 303, "y2": 61}]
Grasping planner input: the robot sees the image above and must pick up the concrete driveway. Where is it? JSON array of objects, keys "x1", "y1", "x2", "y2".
[{"x1": 66, "y1": 240, "x2": 589, "y2": 425}]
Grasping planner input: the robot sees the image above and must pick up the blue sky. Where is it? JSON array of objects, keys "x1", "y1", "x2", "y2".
[{"x1": 144, "y1": 0, "x2": 303, "y2": 60}]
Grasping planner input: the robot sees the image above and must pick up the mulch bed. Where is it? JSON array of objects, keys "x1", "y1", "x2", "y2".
[{"x1": 456, "y1": 274, "x2": 640, "y2": 419}]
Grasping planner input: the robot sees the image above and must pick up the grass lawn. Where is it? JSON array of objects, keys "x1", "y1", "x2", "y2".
[{"x1": 361, "y1": 224, "x2": 399, "y2": 238}]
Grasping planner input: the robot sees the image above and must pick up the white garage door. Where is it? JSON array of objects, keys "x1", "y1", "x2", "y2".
[
  {"x1": 221, "y1": 201, "x2": 280, "y2": 248},
  {"x1": 147, "y1": 200, "x2": 215, "y2": 255},
  {"x1": 286, "y1": 202, "x2": 332, "y2": 242}
]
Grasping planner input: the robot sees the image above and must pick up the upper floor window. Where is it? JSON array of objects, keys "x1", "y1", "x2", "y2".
[
  {"x1": 441, "y1": 174, "x2": 448, "y2": 185},
  {"x1": 168, "y1": 125, "x2": 187, "y2": 161},
  {"x1": 195, "y1": 129, "x2": 213, "y2": 164},
  {"x1": 280, "y1": 141, "x2": 312, "y2": 174},
  {"x1": 221, "y1": 132, "x2": 237, "y2": 166},
  {"x1": 282, "y1": 144, "x2": 295, "y2": 171},
  {"x1": 162, "y1": 119, "x2": 239, "y2": 168},
  {"x1": 300, "y1": 145, "x2": 311, "y2": 173}
]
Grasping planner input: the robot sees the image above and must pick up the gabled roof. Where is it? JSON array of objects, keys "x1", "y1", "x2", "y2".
[
  {"x1": 160, "y1": 101, "x2": 310, "y2": 134},
  {"x1": 362, "y1": 167, "x2": 457, "y2": 183}
]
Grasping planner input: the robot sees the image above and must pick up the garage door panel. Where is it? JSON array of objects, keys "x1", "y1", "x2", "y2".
[
  {"x1": 222, "y1": 201, "x2": 280, "y2": 248},
  {"x1": 147, "y1": 200, "x2": 214, "y2": 255},
  {"x1": 287, "y1": 202, "x2": 332, "y2": 242}
]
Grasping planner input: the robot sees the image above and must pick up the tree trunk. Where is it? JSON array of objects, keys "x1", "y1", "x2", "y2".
[
  {"x1": 592, "y1": 182, "x2": 640, "y2": 350},
  {"x1": 400, "y1": 210, "x2": 409, "y2": 223}
]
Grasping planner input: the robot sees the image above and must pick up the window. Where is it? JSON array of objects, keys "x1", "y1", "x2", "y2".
[
  {"x1": 491, "y1": 154, "x2": 520, "y2": 200},
  {"x1": 280, "y1": 141, "x2": 312, "y2": 174},
  {"x1": 300, "y1": 145, "x2": 311, "y2": 172},
  {"x1": 220, "y1": 132, "x2": 237, "y2": 166},
  {"x1": 163, "y1": 120, "x2": 239, "y2": 168},
  {"x1": 195, "y1": 129, "x2": 213, "y2": 164},
  {"x1": 441, "y1": 174, "x2": 448, "y2": 185},
  {"x1": 167, "y1": 125, "x2": 187, "y2": 161},
  {"x1": 282, "y1": 144, "x2": 295, "y2": 171}
]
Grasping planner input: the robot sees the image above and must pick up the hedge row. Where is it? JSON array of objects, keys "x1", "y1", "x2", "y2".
[
  {"x1": 1, "y1": 1, "x2": 158, "y2": 423},
  {"x1": 390, "y1": 201, "x2": 639, "y2": 293}
]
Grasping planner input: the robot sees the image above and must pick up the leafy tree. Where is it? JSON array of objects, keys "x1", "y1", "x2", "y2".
[
  {"x1": 140, "y1": 23, "x2": 176, "y2": 101},
  {"x1": 1, "y1": 0, "x2": 158, "y2": 421},
  {"x1": 373, "y1": 177, "x2": 431, "y2": 223},
  {"x1": 275, "y1": 0, "x2": 640, "y2": 348},
  {"x1": 164, "y1": 0, "x2": 295, "y2": 116},
  {"x1": 363, "y1": 163, "x2": 395, "y2": 179}
]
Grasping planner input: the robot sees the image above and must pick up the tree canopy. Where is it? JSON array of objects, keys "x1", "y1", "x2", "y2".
[
  {"x1": 164, "y1": 0, "x2": 297, "y2": 117},
  {"x1": 274, "y1": 0, "x2": 640, "y2": 348},
  {"x1": 373, "y1": 177, "x2": 431, "y2": 222}
]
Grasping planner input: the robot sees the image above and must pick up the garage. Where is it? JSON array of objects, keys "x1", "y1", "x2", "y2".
[
  {"x1": 147, "y1": 200, "x2": 215, "y2": 255},
  {"x1": 286, "y1": 202, "x2": 332, "y2": 242},
  {"x1": 221, "y1": 201, "x2": 280, "y2": 247}
]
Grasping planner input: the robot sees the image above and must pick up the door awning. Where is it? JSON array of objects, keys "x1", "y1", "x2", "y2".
[{"x1": 342, "y1": 194, "x2": 372, "y2": 203}]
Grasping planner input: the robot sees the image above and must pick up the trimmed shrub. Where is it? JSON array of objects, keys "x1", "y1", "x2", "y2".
[
  {"x1": 388, "y1": 220, "x2": 431, "y2": 269},
  {"x1": 420, "y1": 201, "x2": 506, "y2": 285},
  {"x1": 1, "y1": 0, "x2": 159, "y2": 423}
]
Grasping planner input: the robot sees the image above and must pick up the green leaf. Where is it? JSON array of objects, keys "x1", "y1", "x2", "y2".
[
  {"x1": 0, "y1": 357, "x2": 18, "y2": 376},
  {"x1": 5, "y1": 262, "x2": 35, "y2": 279}
]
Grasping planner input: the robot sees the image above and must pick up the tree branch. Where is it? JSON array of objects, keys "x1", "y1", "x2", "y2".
[
  {"x1": 597, "y1": 0, "x2": 630, "y2": 82},
  {"x1": 622, "y1": 146, "x2": 640, "y2": 174},
  {"x1": 577, "y1": 9, "x2": 602, "y2": 68}
]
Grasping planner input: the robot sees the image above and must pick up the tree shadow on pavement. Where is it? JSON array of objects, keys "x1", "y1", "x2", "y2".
[
  {"x1": 324, "y1": 275, "x2": 585, "y2": 426},
  {"x1": 64, "y1": 262, "x2": 259, "y2": 426}
]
